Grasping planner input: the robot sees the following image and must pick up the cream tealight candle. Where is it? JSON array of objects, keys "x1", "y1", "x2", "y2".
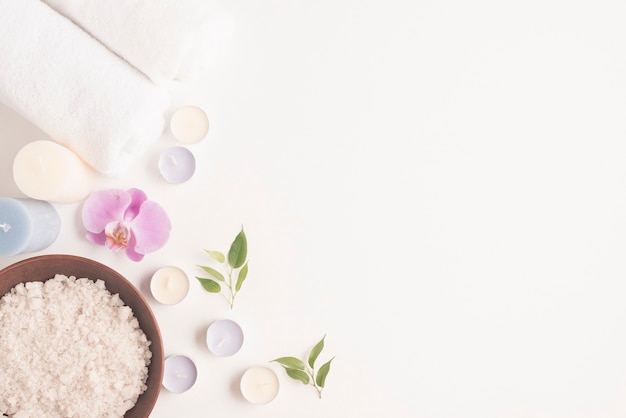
[
  {"x1": 162, "y1": 355, "x2": 197, "y2": 393},
  {"x1": 150, "y1": 266, "x2": 189, "y2": 305},
  {"x1": 0, "y1": 198, "x2": 61, "y2": 256},
  {"x1": 206, "y1": 319, "x2": 244, "y2": 357},
  {"x1": 13, "y1": 140, "x2": 95, "y2": 203},
  {"x1": 169, "y1": 105, "x2": 209, "y2": 144},
  {"x1": 240, "y1": 366, "x2": 280, "y2": 404}
]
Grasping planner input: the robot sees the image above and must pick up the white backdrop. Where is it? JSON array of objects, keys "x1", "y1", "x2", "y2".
[{"x1": 2, "y1": 1, "x2": 626, "y2": 417}]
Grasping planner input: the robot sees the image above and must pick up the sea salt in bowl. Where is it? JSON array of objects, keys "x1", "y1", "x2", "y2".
[{"x1": 0, "y1": 254, "x2": 164, "y2": 418}]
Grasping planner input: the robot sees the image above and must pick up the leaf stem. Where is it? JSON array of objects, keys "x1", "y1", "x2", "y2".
[
  {"x1": 306, "y1": 366, "x2": 323, "y2": 399},
  {"x1": 226, "y1": 265, "x2": 236, "y2": 309}
]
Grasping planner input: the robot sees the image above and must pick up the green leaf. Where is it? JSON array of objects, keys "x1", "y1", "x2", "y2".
[
  {"x1": 196, "y1": 277, "x2": 221, "y2": 293},
  {"x1": 204, "y1": 250, "x2": 225, "y2": 263},
  {"x1": 228, "y1": 228, "x2": 247, "y2": 269},
  {"x1": 285, "y1": 367, "x2": 310, "y2": 385},
  {"x1": 308, "y1": 334, "x2": 326, "y2": 368},
  {"x1": 315, "y1": 357, "x2": 334, "y2": 388},
  {"x1": 197, "y1": 265, "x2": 225, "y2": 282},
  {"x1": 235, "y1": 262, "x2": 248, "y2": 292},
  {"x1": 271, "y1": 356, "x2": 306, "y2": 370}
]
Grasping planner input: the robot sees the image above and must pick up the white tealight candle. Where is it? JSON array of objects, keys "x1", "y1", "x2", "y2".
[
  {"x1": 150, "y1": 266, "x2": 189, "y2": 305},
  {"x1": 240, "y1": 366, "x2": 280, "y2": 405},
  {"x1": 13, "y1": 140, "x2": 95, "y2": 203},
  {"x1": 206, "y1": 319, "x2": 244, "y2": 357},
  {"x1": 158, "y1": 146, "x2": 196, "y2": 184},
  {"x1": 162, "y1": 355, "x2": 197, "y2": 393},
  {"x1": 169, "y1": 105, "x2": 209, "y2": 144},
  {"x1": 0, "y1": 198, "x2": 61, "y2": 256}
]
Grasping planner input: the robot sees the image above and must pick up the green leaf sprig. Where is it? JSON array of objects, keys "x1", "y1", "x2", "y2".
[
  {"x1": 196, "y1": 227, "x2": 248, "y2": 309},
  {"x1": 272, "y1": 335, "x2": 334, "y2": 399}
]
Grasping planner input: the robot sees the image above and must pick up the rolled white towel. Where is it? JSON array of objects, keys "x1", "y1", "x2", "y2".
[
  {"x1": 0, "y1": 0, "x2": 170, "y2": 177},
  {"x1": 42, "y1": 0, "x2": 234, "y2": 86}
]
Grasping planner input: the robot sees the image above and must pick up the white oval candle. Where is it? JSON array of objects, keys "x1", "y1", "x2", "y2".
[
  {"x1": 169, "y1": 105, "x2": 209, "y2": 144},
  {"x1": 150, "y1": 266, "x2": 189, "y2": 305},
  {"x1": 0, "y1": 198, "x2": 61, "y2": 256},
  {"x1": 158, "y1": 146, "x2": 195, "y2": 184},
  {"x1": 240, "y1": 366, "x2": 280, "y2": 404},
  {"x1": 206, "y1": 319, "x2": 244, "y2": 357},
  {"x1": 13, "y1": 140, "x2": 95, "y2": 203},
  {"x1": 162, "y1": 355, "x2": 197, "y2": 393}
]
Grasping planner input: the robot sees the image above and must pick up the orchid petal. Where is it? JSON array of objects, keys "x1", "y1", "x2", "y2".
[
  {"x1": 85, "y1": 231, "x2": 107, "y2": 246},
  {"x1": 129, "y1": 201, "x2": 171, "y2": 254},
  {"x1": 81, "y1": 189, "x2": 131, "y2": 233},
  {"x1": 124, "y1": 188, "x2": 148, "y2": 222},
  {"x1": 125, "y1": 233, "x2": 145, "y2": 262}
]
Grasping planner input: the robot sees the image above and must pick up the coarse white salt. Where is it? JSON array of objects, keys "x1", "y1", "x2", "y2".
[{"x1": 0, "y1": 274, "x2": 152, "y2": 418}]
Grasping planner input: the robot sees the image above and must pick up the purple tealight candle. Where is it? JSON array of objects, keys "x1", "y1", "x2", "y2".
[
  {"x1": 158, "y1": 146, "x2": 195, "y2": 184},
  {"x1": 162, "y1": 355, "x2": 197, "y2": 393},
  {"x1": 206, "y1": 319, "x2": 244, "y2": 357}
]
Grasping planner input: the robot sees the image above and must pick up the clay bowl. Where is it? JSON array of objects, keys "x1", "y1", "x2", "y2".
[{"x1": 0, "y1": 254, "x2": 163, "y2": 418}]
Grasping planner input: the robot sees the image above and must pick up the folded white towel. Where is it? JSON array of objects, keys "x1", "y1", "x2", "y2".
[
  {"x1": 42, "y1": 0, "x2": 233, "y2": 86},
  {"x1": 0, "y1": 0, "x2": 170, "y2": 177}
]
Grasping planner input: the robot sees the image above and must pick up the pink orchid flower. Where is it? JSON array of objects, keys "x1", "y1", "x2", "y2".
[{"x1": 81, "y1": 188, "x2": 171, "y2": 262}]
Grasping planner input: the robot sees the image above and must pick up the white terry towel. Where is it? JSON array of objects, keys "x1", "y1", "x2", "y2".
[
  {"x1": 42, "y1": 0, "x2": 234, "y2": 86},
  {"x1": 0, "y1": 0, "x2": 170, "y2": 177}
]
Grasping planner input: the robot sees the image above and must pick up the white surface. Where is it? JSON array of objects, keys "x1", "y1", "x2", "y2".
[{"x1": 2, "y1": 1, "x2": 626, "y2": 417}]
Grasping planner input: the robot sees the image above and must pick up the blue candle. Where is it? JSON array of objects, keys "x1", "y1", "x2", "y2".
[{"x1": 0, "y1": 198, "x2": 61, "y2": 256}]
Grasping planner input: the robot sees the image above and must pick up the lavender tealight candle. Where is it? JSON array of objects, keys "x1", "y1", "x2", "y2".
[
  {"x1": 162, "y1": 355, "x2": 197, "y2": 393},
  {"x1": 206, "y1": 319, "x2": 244, "y2": 357},
  {"x1": 158, "y1": 146, "x2": 195, "y2": 184},
  {"x1": 0, "y1": 198, "x2": 61, "y2": 256}
]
